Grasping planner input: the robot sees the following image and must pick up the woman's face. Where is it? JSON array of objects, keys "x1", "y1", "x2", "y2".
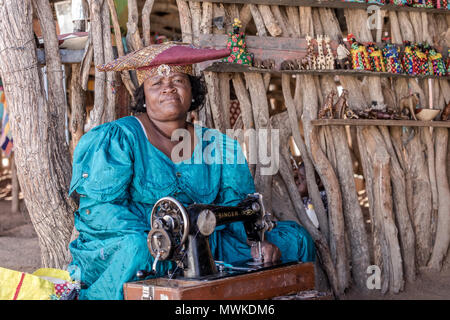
[{"x1": 143, "y1": 72, "x2": 192, "y2": 122}]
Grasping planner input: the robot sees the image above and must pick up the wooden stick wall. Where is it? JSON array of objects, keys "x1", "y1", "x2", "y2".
[
  {"x1": 72, "y1": 0, "x2": 450, "y2": 298},
  {"x1": 174, "y1": 0, "x2": 450, "y2": 298}
]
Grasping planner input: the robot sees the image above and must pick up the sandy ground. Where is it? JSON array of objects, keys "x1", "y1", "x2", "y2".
[
  {"x1": 0, "y1": 200, "x2": 41, "y2": 274},
  {"x1": 0, "y1": 199, "x2": 449, "y2": 300}
]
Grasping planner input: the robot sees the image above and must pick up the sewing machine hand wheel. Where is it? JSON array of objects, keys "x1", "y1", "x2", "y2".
[{"x1": 147, "y1": 197, "x2": 190, "y2": 261}]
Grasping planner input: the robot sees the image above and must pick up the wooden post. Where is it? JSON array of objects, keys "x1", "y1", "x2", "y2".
[
  {"x1": 273, "y1": 113, "x2": 340, "y2": 298},
  {"x1": 428, "y1": 128, "x2": 450, "y2": 271},
  {"x1": 177, "y1": 0, "x2": 193, "y2": 43},
  {"x1": 11, "y1": 153, "x2": 19, "y2": 213},
  {"x1": 0, "y1": 0, "x2": 77, "y2": 268},
  {"x1": 102, "y1": 2, "x2": 116, "y2": 123},
  {"x1": 142, "y1": 0, "x2": 155, "y2": 47},
  {"x1": 126, "y1": 0, "x2": 143, "y2": 51},
  {"x1": 362, "y1": 127, "x2": 404, "y2": 294},
  {"x1": 86, "y1": 0, "x2": 106, "y2": 130},
  {"x1": 107, "y1": 0, "x2": 137, "y2": 100},
  {"x1": 244, "y1": 72, "x2": 272, "y2": 213},
  {"x1": 70, "y1": 63, "x2": 86, "y2": 153}
]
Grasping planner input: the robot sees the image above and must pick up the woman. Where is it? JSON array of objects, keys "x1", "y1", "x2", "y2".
[{"x1": 68, "y1": 43, "x2": 315, "y2": 300}]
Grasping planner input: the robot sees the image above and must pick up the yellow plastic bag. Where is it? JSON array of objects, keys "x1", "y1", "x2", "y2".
[{"x1": 0, "y1": 267, "x2": 72, "y2": 300}]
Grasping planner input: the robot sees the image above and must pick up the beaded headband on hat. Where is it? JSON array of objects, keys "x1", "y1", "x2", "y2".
[{"x1": 136, "y1": 64, "x2": 194, "y2": 86}]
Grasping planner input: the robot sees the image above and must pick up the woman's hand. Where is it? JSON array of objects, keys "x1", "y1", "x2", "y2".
[{"x1": 250, "y1": 240, "x2": 281, "y2": 263}]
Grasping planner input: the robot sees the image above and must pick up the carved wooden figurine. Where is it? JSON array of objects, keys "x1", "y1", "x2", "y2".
[
  {"x1": 345, "y1": 109, "x2": 359, "y2": 119},
  {"x1": 336, "y1": 36, "x2": 351, "y2": 70},
  {"x1": 318, "y1": 90, "x2": 337, "y2": 119},
  {"x1": 253, "y1": 58, "x2": 275, "y2": 70},
  {"x1": 333, "y1": 89, "x2": 349, "y2": 119},
  {"x1": 441, "y1": 101, "x2": 450, "y2": 121},
  {"x1": 281, "y1": 59, "x2": 299, "y2": 70},
  {"x1": 304, "y1": 35, "x2": 316, "y2": 70},
  {"x1": 261, "y1": 59, "x2": 275, "y2": 70},
  {"x1": 399, "y1": 93, "x2": 420, "y2": 120},
  {"x1": 316, "y1": 35, "x2": 327, "y2": 70},
  {"x1": 324, "y1": 35, "x2": 335, "y2": 70}
]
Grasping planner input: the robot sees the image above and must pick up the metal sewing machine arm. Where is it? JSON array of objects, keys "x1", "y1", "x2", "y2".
[{"x1": 136, "y1": 193, "x2": 276, "y2": 280}]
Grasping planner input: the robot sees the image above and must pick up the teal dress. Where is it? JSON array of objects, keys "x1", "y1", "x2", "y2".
[{"x1": 68, "y1": 116, "x2": 315, "y2": 300}]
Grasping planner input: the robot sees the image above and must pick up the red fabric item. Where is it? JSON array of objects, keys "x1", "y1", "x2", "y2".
[{"x1": 139, "y1": 45, "x2": 230, "y2": 69}]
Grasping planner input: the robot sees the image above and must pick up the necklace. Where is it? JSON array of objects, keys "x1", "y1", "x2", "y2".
[{"x1": 146, "y1": 114, "x2": 188, "y2": 141}]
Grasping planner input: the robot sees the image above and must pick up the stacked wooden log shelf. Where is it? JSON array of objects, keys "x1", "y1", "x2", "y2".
[
  {"x1": 177, "y1": 0, "x2": 450, "y2": 300},
  {"x1": 204, "y1": 61, "x2": 450, "y2": 79}
]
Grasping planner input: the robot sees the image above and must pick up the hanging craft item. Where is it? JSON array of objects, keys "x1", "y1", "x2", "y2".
[
  {"x1": 229, "y1": 99, "x2": 241, "y2": 127},
  {"x1": 412, "y1": 0, "x2": 434, "y2": 7},
  {"x1": 0, "y1": 88, "x2": 13, "y2": 157},
  {"x1": 367, "y1": 42, "x2": 386, "y2": 72},
  {"x1": 446, "y1": 49, "x2": 450, "y2": 73},
  {"x1": 428, "y1": 47, "x2": 447, "y2": 76},
  {"x1": 222, "y1": 18, "x2": 252, "y2": 66},
  {"x1": 336, "y1": 36, "x2": 351, "y2": 70},
  {"x1": 402, "y1": 41, "x2": 420, "y2": 75},
  {"x1": 434, "y1": 0, "x2": 448, "y2": 9},
  {"x1": 347, "y1": 34, "x2": 372, "y2": 71},
  {"x1": 389, "y1": 0, "x2": 410, "y2": 6},
  {"x1": 367, "y1": 0, "x2": 385, "y2": 4},
  {"x1": 382, "y1": 37, "x2": 403, "y2": 74},
  {"x1": 415, "y1": 43, "x2": 430, "y2": 75}
]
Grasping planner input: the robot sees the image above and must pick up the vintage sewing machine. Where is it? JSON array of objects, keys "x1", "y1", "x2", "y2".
[{"x1": 123, "y1": 193, "x2": 314, "y2": 300}]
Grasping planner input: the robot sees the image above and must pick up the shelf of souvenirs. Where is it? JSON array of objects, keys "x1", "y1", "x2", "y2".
[
  {"x1": 189, "y1": 0, "x2": 450, "y2": 14},
  {"x1": 203, "y1": 62, "x2": 450, "y2": 79},
  {"x1": 311, "y1": 118, "x2": 450, "y2": 127}
]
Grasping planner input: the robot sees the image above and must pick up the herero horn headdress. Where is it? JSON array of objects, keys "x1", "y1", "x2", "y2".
[{"x1": 97, "y1": 42, "x2": 231, "y2": 86}]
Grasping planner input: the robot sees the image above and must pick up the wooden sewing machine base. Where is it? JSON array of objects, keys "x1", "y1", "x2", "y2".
[{"x1": 123, "y1": 262, "x2": 314, "y2": 300}]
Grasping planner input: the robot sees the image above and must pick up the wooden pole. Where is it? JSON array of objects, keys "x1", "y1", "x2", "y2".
[
  {"x1": 106, "y1": 0, "x2": 136, "y2": 99},
  {"x1": 0, "y1": 0, "x2": 77, "y2": 268},
  {"x1": 102, "y1": 2, "x2": 116, "y2": 123},
  {"x1": 126, "y1": 0, "x2": 143, "y2": 51},
  {"x1": 428, "y1": 128, "x2": 450, "y2": 271},
  {"x1": 142, "y1": 0, "x2": 155, "y2": 47},
  {"x1": 87, "y1": 0, "x2": 106, "y2": 130},
  {"x1": 11, "y1": 153, "x2": 19, "y2": 213},
  {"x1": 177, "y1": 0, "x2": 193, "y2": 43},
  {"x1": 70, "y1": 63, "x2": 86, "y2": 152}
]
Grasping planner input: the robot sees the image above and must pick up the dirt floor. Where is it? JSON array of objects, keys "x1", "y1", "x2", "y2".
[{"x1": 1, "y1": 197, "x2": 449, "y2": 300}]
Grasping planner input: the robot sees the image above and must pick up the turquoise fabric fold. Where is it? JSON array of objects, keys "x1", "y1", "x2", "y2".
[{"x1": 68, "y1": 116, "x2": 315, "y2": 300}]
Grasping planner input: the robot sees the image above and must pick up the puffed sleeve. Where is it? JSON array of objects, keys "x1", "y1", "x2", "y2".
[
  {"x1": 68, "y1": 122, "x2": 148, "y2": 234},
  {"x1": 69, "y1": 122, "x2": 134, "y2": 203},
  {"x1": 68, "y1": 122, "x2": 173, "y2": 299}
]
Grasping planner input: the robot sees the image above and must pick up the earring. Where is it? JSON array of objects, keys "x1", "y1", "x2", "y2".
[
  {"x1": 191, "y1": 99, "x2": 195, "y2": 103},
  {"x1": 143, "y1": 103, "x2": 146, "y2": 108}
]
